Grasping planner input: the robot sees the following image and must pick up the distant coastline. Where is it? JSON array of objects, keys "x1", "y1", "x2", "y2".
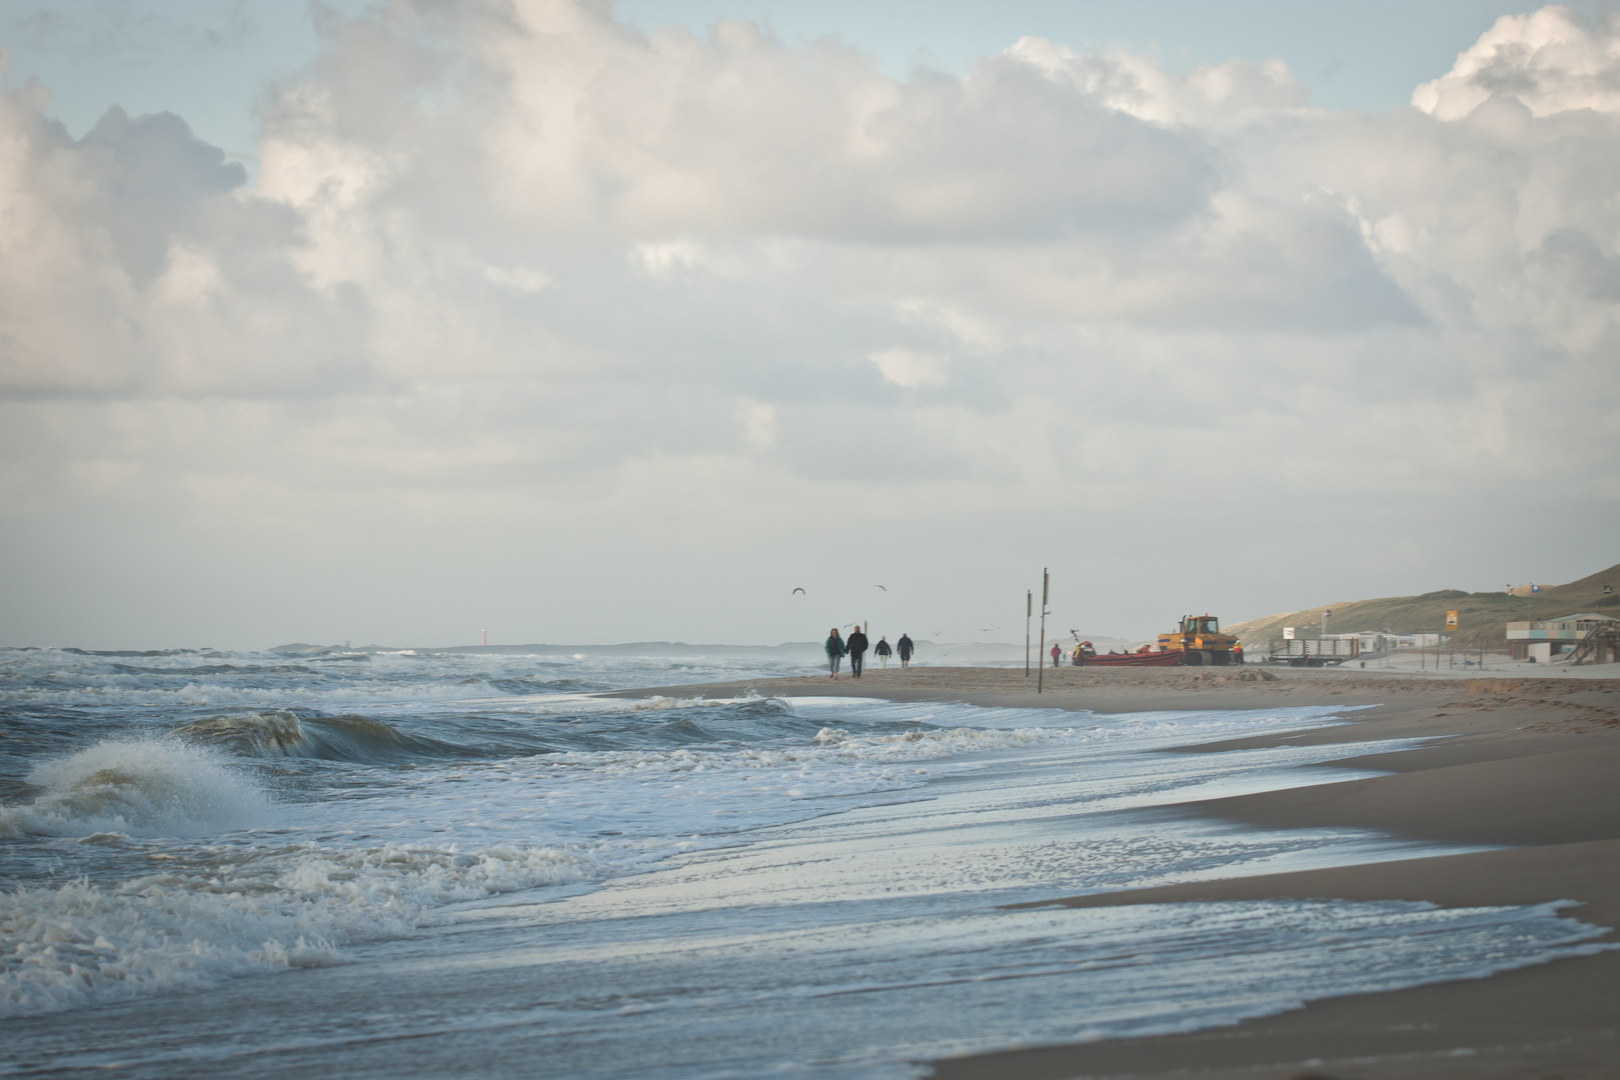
[{"x1": 266, "y1": 637, "x2": 1135, "y2": 662}]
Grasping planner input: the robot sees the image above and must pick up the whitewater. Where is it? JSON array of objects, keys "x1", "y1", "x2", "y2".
[{"x1": 0, "y1": 646, "x2": 1609, "y2": 1078}]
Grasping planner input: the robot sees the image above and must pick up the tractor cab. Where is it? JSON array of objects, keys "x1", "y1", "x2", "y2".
[{"x1": 1159, "y1": 614, "x2": 1240, "y2": 665}]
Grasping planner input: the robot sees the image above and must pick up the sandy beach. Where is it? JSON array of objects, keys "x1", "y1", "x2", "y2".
[{"x1": 614, "y1": 665, "x2": 1620, "y2": 1079}]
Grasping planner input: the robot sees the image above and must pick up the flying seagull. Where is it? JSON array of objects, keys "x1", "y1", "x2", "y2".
[
  {"x1": 873, "y1": 585, "x2": 886, "y2": 591},
  {"x1": 792, "y1": 587, "x2": 805, "y2": 595}
]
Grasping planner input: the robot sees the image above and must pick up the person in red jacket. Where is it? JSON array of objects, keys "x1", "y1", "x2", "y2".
[{"x1": 1050, "y1": 642, "x2": 1062, "y2": 668}]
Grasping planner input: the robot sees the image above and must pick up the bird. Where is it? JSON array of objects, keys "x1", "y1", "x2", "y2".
[
  {"x1": 981, "y1": 624, "x2": 1001, "y2": 632},
  {"x1": 873, "y1": 585, "x2": 886, "y2": 591},
  {"x1": 792, "y1": 587, "x2": 805, "y2": 595}
]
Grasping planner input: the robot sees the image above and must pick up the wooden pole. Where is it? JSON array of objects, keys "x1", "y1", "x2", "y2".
[
  {"x1": 1025, "y1": 590, "x2": 1032, "y2": 677},
  {"x1": 1037, "y1": 568, "x2": 1049, "y2": 694}
]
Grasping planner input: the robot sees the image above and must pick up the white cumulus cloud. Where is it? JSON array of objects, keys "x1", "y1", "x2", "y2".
[{"x1": 1413, "y1": 7, "x2": 1620, "y2": 120}]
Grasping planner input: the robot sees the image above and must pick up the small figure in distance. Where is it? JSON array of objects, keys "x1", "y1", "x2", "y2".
[
  {"x1": 846, "y1": 624, "x2": 870, "y2": 678},
  {"x1": 1050, "y1": 642, "x2": 1062, "y2": 668},
  {"x1": 897, "y1": 632, "x2": 914, "y2": 669},
  {"x1": 826, "y1": 628, "x2": 845, "y2": 679},
  {"x1": 874, "y1": 635, "x2": 892, "y2": 669}
]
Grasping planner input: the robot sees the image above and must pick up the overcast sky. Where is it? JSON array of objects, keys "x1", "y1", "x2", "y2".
[{"x1": 1, "y1": 1, "x2": 1617, "y2": 650}]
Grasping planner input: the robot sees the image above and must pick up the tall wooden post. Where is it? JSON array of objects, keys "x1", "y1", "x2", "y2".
[
  {"x1": 1025, "y1": 590, "x2": 1032, "y2": 677},
  {"x1": 1037, "y1": 568, "x2": 1049, "y2": 693}
]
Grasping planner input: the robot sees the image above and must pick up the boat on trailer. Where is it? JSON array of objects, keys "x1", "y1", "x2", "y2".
[{"x1": 1071, "y1": 645, "x2": 1184, "y2": 667}]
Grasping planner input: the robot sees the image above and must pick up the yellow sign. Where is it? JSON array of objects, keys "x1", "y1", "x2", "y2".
[{"x1": 1445, "y1": 610, "x2": 1459, "y2": 629}]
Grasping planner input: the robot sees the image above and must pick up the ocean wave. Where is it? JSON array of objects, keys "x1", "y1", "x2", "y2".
[
  {"x1": 0, "y1": 648, "x2": 823, "y2": 710},
  {"x1": 0, "y1": 740, "x2": 271, "y2": 839},
  {"x1": 539, "y1": 717, "x2": 1144, "y2": 776},
  {"x1": 172, "y1": 711, "x2": 456, "y2": 762},
  {"x1": 0, "y1": 839, "x2": 592, "y2": 1018},
  {"x1": 0, "y1": 679, "x2": 517, "y2": 708}
]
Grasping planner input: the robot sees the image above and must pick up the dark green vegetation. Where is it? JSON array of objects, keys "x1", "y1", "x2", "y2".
[{"x1": 1226, "y1": 562, "x2": 1620, "y2": 649}]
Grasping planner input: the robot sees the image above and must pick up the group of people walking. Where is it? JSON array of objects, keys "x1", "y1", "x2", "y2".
[{"x1": 825, "y1": 627, "x2": 912, "y2": 678}]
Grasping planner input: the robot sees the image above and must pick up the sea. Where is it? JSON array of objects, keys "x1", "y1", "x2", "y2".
[{"x1": 0, "y1": 646, "x2": 1610, "y2": 1078}]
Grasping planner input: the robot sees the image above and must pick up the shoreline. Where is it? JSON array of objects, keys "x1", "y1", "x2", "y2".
[{"x1": 615, "y1": 666, "x2": 1620, "y2": 1079}]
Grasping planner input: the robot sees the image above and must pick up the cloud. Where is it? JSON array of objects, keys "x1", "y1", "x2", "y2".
[
  {"x1": 736, "y1": 398, "x2": 777, "y2": 449},
  {"x1": 250, "y1": 1, "x2": 1223, "y2": 246},
  {"x1": 1005, "y1": 37, "x2": 1309, "y2": 126},
  {"x1": 0, "y1": 80, "x2": 369, "y2": 399},
  {"x1": 1, "y1": 2, "x2": 1618, "y2": 647},
  {"x1": 869, "y1": 348, "x2": 948, "y2": 388},
  {"x1": 1413, "y1": 7, "x2": 1620, "y2": 120}
]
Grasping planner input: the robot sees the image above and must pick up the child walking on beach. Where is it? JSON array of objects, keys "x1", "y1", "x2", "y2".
[
  {"x1": 825, "y1": 628, "x2": 845, "y2": 678},
  {"x1": 874, "y1": 636, "x2": 892, "y2": 668}
]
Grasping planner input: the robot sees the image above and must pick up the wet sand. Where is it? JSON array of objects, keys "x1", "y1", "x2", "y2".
[{"x1": 615, "y1": 666, "x2": 1620, "y2": 1079}]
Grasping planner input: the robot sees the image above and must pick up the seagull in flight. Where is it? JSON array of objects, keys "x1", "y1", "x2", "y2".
[
  {"x1": 873, "y1": 585, "x2": 886, "y2": 591},
  {"x1": 792, "y1": 587, "x2": 805, "y2": 595}
]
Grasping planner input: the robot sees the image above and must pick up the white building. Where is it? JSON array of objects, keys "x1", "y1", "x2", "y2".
[{"x1": 1324, "y1": 632, "x2": 1447, "y2": 654}]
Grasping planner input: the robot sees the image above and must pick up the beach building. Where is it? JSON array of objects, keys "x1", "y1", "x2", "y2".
[
  {"x1": 1505, "y1": 612, "x2": 1619, "y2": 663},
  {"x1": 1323, "y1": 632, "x2": 1446, "y2": 655}
]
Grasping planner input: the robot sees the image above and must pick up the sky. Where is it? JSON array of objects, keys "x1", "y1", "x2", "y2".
[{"x1": 1, "y1": 1, "x2": 1617, "y2": 650}]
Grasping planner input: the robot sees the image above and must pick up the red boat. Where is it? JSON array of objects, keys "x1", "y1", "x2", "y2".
[{"x1": 1071, "y1": 644, "x2": 1184, "y2": 667}]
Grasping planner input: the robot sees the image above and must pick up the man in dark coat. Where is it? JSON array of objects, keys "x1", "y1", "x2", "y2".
[
  {"x1": 846, "y1": 625, "x2": 869, "y2": 678},
  {"x1": 897, "y1": 633, "x2": 914, "y2": 668}
]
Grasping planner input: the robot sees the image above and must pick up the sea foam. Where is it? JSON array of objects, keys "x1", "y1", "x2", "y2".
[
  {"x1": 0, "y1": 740, "x2": 271, "y2": 838},
  {"x1": 0, "y1": 837, "x2": 594, "y2": 1018}
]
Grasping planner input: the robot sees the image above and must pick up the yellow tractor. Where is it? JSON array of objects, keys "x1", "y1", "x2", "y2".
[{"x1": 1158, "y1": 614, "x2": 1244, "y2": 666}]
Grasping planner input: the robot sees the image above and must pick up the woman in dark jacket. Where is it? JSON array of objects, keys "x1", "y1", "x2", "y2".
[
  {"x1": 873, "y1": 636, "x2": 892, "y2": 669},
  {"x1": 825, "y1": 629, "x2": 845, "y2": 678}
]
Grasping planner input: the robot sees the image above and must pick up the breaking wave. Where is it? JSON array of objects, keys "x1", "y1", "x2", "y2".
[
  {"x1": 0, "y1": 740, "x2": 270, "y2": 838},
  {"x1": 173, "y1": 711, "x2": 455, "y2": 762},
  {"x1": 0, "y1": 840, "x2": 592, "y2": 1017}
]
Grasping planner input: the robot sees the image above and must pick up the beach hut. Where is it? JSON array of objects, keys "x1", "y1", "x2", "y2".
[{"x1": 1506, "y1": 612, "x2": 1619, "y2": 662}]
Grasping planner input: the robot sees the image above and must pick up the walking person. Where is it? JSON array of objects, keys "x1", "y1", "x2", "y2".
[
  {"x1": 874, "y1": 635, "x2": 892, "y2": 669},
  {"x1": 897, "y1": 633, "x2": 914, "y2": 669},
  {"x1": 1050, "y1": 642, "x2": 1062, "y2": 668},
  {"x1": 825, "y1": 628, "x2": 845, "y2": 678},
  {"x1": 846, "y1": 624, "x2": 870, "y2": 678}
]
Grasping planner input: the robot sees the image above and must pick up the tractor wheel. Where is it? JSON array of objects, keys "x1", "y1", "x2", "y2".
[{"x1": 1183, "y1": 649, "x2": 1202, "y2": 666}]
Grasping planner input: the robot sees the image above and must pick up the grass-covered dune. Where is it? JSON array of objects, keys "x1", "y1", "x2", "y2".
[{"x1": 1225, "y1": 562, "x2": 1620, "y2": 650}]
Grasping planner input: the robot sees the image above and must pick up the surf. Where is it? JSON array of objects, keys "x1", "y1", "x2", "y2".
[
  {"x1": 0, "y1": 739, "x2": 270, "y2": 839},
  {"x1": 173, "y1": 710, "x2": 458, "y2": 763}
]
